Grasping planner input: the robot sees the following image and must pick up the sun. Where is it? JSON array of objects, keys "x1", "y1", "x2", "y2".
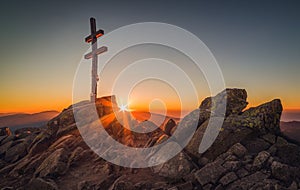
[{"x1": 118, "y1": 103, "x2": 131, "y2": 112}]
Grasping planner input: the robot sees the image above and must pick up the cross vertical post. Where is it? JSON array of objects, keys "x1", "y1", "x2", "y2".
[{"x1": 85, "y1": 17, "x2": 107, "y2": 102}]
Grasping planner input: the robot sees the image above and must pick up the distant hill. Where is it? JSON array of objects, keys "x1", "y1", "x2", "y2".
[
  {"x1": 280, "y1": 121, "x2": 300, "y2": 142},
  {"x1": 281, "y1": 110, "x2": 300, "y2": 121},
  {"x1": 0, "y1": 113, "x2": 23, "y2": 117},
  {"x1": 0, "y1": 111, "x2": 59, "y2": 132}
]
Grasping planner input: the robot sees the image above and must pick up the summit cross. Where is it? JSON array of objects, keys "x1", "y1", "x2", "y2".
[{"x1": 85, "y1": 17, "x2": 107, "y2": 102}]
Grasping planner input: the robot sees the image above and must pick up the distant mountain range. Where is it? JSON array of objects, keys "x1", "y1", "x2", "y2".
[
  {"x1": 280, "y1": 121, "x2": 300, "y2": 141},
  {"x1": 0, "y1": 111, "x2": 59, "y2": 132}
]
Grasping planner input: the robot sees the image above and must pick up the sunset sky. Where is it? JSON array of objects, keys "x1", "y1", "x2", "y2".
[{"x1": 0, "y1": 0, "x2": 300, "y2": 113}]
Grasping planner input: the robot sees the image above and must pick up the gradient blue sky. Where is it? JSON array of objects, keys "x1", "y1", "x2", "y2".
[{"x1": 0, "y1": 0, "x2": 299, "y2": 112}]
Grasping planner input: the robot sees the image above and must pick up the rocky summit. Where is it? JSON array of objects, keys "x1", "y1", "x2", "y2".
[{"x1": 0, "y1": 88, "x2": 300, "y2": 190}]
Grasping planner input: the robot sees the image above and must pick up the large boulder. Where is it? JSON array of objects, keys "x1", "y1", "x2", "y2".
[
  {"x1": 4, "y1": 142, "x2": 27, "y2": 162},
  {"x1": 185, "y1": 118, "x2": 253, "y2": 160},
  {"x1": 163, "y1": 119, "x2": 176, "y2": 136},
  {"x1": 271, "y1": 161, "x2": 293, "y2": 184},
  {"x1": 227, "y1": 171, "x2": 270, "y2": 190},
  {"x1": 199, "y1": 88, "x2": 248, "y2": 118},
  {"x1": 0, "y1": 141, "x2": 14, "y2": 156},
  {"x1": 252, "y1": 151, "x2": 270, "y2": 170},
  {"x1": 35, "y1": 148, "x2": 69, "y2": 178},
  {"x1": 241, "y1": 99, "x2": 282, "y2": 134},
  {"x1": 152, "y1": 151, "x2": 194, "y2": 179},
  {"x1": 194, "y1": 160, "x2": 228, "y2": 185}
]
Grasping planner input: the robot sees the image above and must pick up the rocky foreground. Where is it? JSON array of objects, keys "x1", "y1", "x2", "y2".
[{"x1": 0, "y1": 89, "x2": 300, "y2": 190}]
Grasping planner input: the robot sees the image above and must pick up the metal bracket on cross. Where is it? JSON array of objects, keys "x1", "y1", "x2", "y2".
[{"x1": 84, "y1": 17, "x2": 108, "y2": 102}]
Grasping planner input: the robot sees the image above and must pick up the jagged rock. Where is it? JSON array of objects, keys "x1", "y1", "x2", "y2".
[
  {"x1": 219, "y1": 172, "x2": 238, "y2": 186},
  {"x1": 194, "y1": 160, "x2": 228, "y2": 185},
  {"x1": 236, "y1": 168, "x2": 249, "y2": 178},
  {"x1": 15, "y1": 127, "x2": 42, "y2": 135},
  {"x1": 276, "y1": 136, "x2": 289, "y2": 146},
  {"x1": 271, "y1": 161, "x2": 292, "y2": 184},
  {"x1": 0, "y1": 127, "x2": 12, "y2": 136},
  {"x1": 0, "y1": 136, "x2": 7, "y2": 145},
  {"x1": 223, "y1": 161, "x2": 241, "y2": 171},
  {"x1": 0, "y1": 159, "x2": 7, "y2": 169},
  {"x1": 252, "y1": 151, "x2": 270, "y2": 170},
  {"x1": 184, "y1": 120, "x2": 208, "y2": 158},
  {"x1": 152, "y1": 151, "x2": 193, "y2": 179},
  {"x1": 242, "y1": 99, "x2": 282, "y2": 134},
  {"x1": 0, "y1": 135, "x2": 15, "y2": 147},
  {"x1": 27, "y1": 178, "x2": 58, "y2": 190},
  {"x1": 132, "y1": 181, "x2": 153, "y2": 190},
  {"x1": 202, "y1": 183, "x2": 213, "y2": 190},
  {"x1": 170, "y1": 181, "x2": 193, "y2": 190},
  {"x1": 249, "y1": 179, "x2": 282, "y2": 190},
  {"x1": 225, "y1": 154, "x2": 238, "y2": 161},
  {"x1": 199, "y1": 88, "x2": 248, "y2": 117},
  {"x1": 198, "y1": 157, "x2": 209, "y2": 167},
  {"x1": 202, "y1": 122, "x2": 253, "y2": 161},
  {"x1": 28, "y1": 133, "x2": 53, "y2": 155},
  {"x1": 48, "y1": 134, "x2": 76, "y2": 150},
  {"x1": 262, "y1": 133, "x2": 276, "y2": 144},
  {"x1": 227, "y1": 171, "x2": 270, "y2": 190},
  {"x1": 275, "y1": 142, "x2": 300, "y2": 167},
  {"x1": 35, "y1": 148, "x2": 69, "y2": 178},
  {"x1": 4, "y1": 142, "x2": 27, "y2": 162},
  {"x1": 164, "y1": 119, "x2": 176, "y2": 136},
  {"x1": 109, "y1": 177, "x2": 134, "y2": 190},
  {"x1": 56, "y1": 123, "x2": 77, "y2": 138},
  {"x1": 289, "y1": 181, "x2": 298, "y2": 190},
  {"x1": 228, "y1": 143, "x2": 247, "y2": 158},
  {"x1": 173, "y1": 109, "x2": 201, "y2": 146},
  {"x1": 242, "y1": 137, "x2": 271, "y2": 154},
  {"x1": 0, "y1": 141, "x2": 13, "y2": 155},
  {"x1": 185, "y1": 115, "x2": 254, "y2": 161},
  {"x1": 68, "y1": 146, "x2": 85, "y2": 165},
  {"x1": 77, "y1": 179, "x2": 103, "y2": 190},
  {"x1": 8, "y1": 152, "x2": 49, "y2": 177},
  {"x1": 50, "y1": 108, "x2": 75, "y2": 129},
  {"x1": 267, "y1": 145, "x2": 277, "y2": 155}
]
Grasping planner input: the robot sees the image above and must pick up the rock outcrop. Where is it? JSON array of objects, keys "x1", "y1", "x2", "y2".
[{"x1": 0, "y1": 89, "x2": 299, "y2": 190}]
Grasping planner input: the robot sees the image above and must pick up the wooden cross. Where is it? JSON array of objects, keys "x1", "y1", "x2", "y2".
[{"x1": 85, "y1": 17, "x2": 108, "y2": 102}]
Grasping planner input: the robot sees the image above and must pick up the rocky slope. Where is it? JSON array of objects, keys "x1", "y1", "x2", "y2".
[{"x1": 0, "y1": 88, "x2": 300, "y2": 190}]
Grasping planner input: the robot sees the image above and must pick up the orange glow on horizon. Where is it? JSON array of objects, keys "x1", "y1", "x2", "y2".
[{"x1": 1, "y1": 93, "x2": 299, "y2": 115}]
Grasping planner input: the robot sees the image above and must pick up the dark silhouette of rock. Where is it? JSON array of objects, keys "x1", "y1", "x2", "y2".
[
  {"x1": 4, "y1": 142, "x2": 27, "y2": 162},
  {"x1": 242, "y1": 99, "x2": 282, "y2": 134},
  {"x1": 228, "y1": 143, "x2": 248, "y2": 158},
  {"x1": 152, "y1": 151, "x2": 194, "y2": 179},
  {"x1": 35, "y1": 148, "x2": 69, "y2": 178},
  {"x1": 199, "y1": 88, "x2": 248, "y2": 119},
  {"x1": 219, "y1": 172, "x2": 238, "y2": 186},
  {"x1": 0, "y1": 127, "x2": 12, "y2": 136},
  {"x1": 271, "y1": 161, "x2": 293, "y2": 184},
  {"x1": 163, "y1": 119, "x2": 176, "y2": 136},
  {"x1": 195, "y1": 160, "x2": 228, "y2": 185},
  {"x1": 27, "y1": 178, "x2": 58, "y2": 190},
  {"x1": 252, "y1": 151, "x2": 270, "y2": 170}
]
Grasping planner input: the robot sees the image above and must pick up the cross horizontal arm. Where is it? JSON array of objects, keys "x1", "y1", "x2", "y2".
[
  {"x1": 84, "y1": 46, "x2": 108, "y2": 59},
  {"x1": 85, "y1": 29, "x2": 104, "y2": 43}
]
